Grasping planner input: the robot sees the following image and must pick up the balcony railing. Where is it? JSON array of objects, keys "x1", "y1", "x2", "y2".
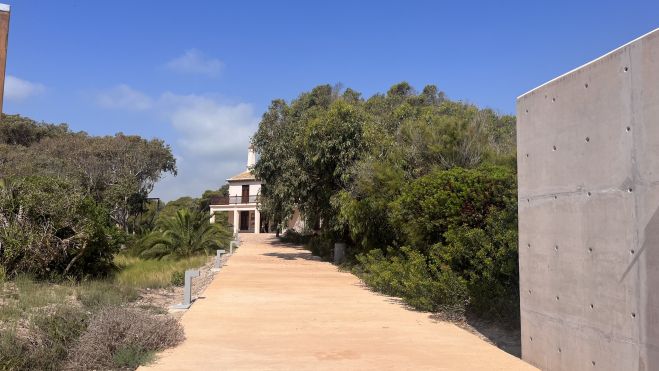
[{"x1": 210, "y1": 195, "x2": 260, "y2": 205}]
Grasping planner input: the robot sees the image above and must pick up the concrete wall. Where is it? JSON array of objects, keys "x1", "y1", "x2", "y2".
[{"x1": 517, "y1": 28, "x2": 659, "y2": 370}]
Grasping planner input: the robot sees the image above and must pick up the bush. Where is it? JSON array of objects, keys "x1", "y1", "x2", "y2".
[
  {"x1": 32, "y1": 305, "x2": 90, "y2": 365},
  {"x1": 112, "y1": 344, "x2": 155, "y2": 368},
  {"x1": 387, "y1": 165, "x2": 519, "y2": 320},
  {"x1": 279, "y1": 229, "x2": 313, "y2": 245},
  {"x1": 68, "y1": 307, "x2": 184, "y2": 369},
  {"x1": 306, "y1": 234, "x2": 334, "y2": 260},
  {"x1": 356, "y1": 247, "x2": 469, "y2": 313},
  {"x1": 170, "y1": 271, "x2": 185, "y2": 286},
  {"x1": 0, "y1": 176, "x2": 122, "y2": 279},
  {"x1": 0, "y1": 305, "x2": 89, "y2": 371}
]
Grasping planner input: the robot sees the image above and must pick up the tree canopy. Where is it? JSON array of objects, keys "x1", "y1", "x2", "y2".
[{"x1": 253, "y1": 82, "x2": 519, "y2": 320}]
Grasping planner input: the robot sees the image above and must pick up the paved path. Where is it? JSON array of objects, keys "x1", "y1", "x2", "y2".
[{"x1": 142, "y1": 234, "x2": 535, "y2": 370}]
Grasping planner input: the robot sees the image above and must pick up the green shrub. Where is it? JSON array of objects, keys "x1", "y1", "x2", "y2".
[
  {"x1": 0, "y1": 176, "x2": 122, "y2": 280},
  {"x1": 306, "y1": 234, "x2": 334, "y2": 259},
  {"x1": 112, "y1": 344, "x2": 155, "y2": 368},
  {"x1": 32, "y1": 305, "x2": 90, "y2": 364},
  {"x1": 170, "y1": 270, "x2": 185, "y2": 286},
  {"x1": 279, "y1": 229, "x2": 313, "y2": 245},
  {"x1": 0, "y1": 305, "x2": 90, "y2": 371},
  {"x1": 356, "y1": 247, "x2": 469, "y2": 313},
  {"x1": 386, "y1": 165, "x2": 519, "y2": 320}
]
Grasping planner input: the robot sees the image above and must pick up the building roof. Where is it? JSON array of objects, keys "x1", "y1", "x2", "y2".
[{"x1": 227, "y1": 169, "x2": 257, "y2": 182}]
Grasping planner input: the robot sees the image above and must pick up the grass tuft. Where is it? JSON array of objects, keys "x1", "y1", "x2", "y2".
[{"x1": 114, "y1": 254, "x2": 208, "y2": 289}]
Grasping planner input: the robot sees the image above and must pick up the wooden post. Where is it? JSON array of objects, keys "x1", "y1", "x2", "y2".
[{"x1": 0, "y1": 4, "x2": 10, "y2": 115}]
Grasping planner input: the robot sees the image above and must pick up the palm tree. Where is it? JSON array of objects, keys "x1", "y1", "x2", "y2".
[{"x1": 139, "y1": 208, "x2": 232, "y2": 259}]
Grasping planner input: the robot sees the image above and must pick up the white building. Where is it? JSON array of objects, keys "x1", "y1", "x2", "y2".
[{"x1": 209, "y1": 146, "x2": 263, "y2": 234}]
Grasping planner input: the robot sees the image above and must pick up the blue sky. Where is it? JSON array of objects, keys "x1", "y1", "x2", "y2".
[{"x1": 4, "y1": 0, "x2": 658, "y2": 200}]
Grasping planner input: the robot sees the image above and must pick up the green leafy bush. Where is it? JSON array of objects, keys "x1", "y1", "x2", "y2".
[
  {"x1": 388, "y1": 165, "x2": 519, "y2": 320},
  {"x1": 356, "y1": 247, "x2": 469, "y2": 313}
]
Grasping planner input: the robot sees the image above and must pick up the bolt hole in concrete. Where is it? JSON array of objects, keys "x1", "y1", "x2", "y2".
[
  {"x1": 626, "y1": 126, "x2": 631, "y2": 132},
  {"x1": 588, "y1": 247, "x2": 593, "y2": 253},
  {"x1": 585, "y1": 83, "x2": 589, "y2": 88},
  {"x1": 552, "y1": 97, "x2": 556, "y2": 102},
  {"x1": 553, "y1": 145, "x2": 557, "y2": 151},
  {"x1": 628, "y1": 187, "x2": 633, "y2": 192},
  {"x1": 592, "y1": 361, "x2": 596, "y2": 366},
  {"x1": 558, "y1": 347, "x2": 562, "y2": 353},
  {"x1": 526, "y1": 153, "x2": 529, "y2": 158},
  {"x1": 555, "y1": 245, "x2": 559, "y2": 251},
  {"x1": 587, "y1": 191, "x2": 592, "y2": 196},
  {"x1": 632, "y1": 313, "x2": 637, "y2": 318},
  {"x1": 631, "y1": 249, "x2": 635, "y2": 254},
  {"x1": 585, "y1": 137, "x2": 590, "y2": 142},
  {"x1": 528, "y1": 289, "x2": 532, "y2": 294},
  {"x1": 527, "y1": 243, "x2": 531, "y2": 248},
  {"x1": 590, "y1": 304, "x2": 594, "y2": 309},
  {"x1": 556, "y1": 296, "x2": 560, "y2": 301},
  {"x1": 624, "y1": 66, "x2": 629, "y2": 72},
  {"x1": 554, "y1": 195, "x2": 558, "y2": 199}
]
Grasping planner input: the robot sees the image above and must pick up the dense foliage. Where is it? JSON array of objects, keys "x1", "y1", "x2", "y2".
[
  {"x1": 0, "y1": 114, "x2": 177, "y2": 279},
  {"x1": 253, "y1": 83, "x2": 519, "y2": 321},
  {"x1": 136, "y1": 208, "x2": 232, "y2": 259}
]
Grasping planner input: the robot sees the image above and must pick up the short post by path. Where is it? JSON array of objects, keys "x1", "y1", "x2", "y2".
[
  {"x1": 171, "y1": 269, "x2": 200, "y2": 310},
  {"x1": 230, "y1": 240, "x2": 239, "y2": 254},
  {"x1": 212, "y1": 249, "x2": 225, "y2": 272},
  {"x1": 0, "y1": 4, "x2": 10, "y2": 115}
]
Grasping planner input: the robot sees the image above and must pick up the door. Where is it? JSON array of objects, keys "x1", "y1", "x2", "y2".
[
  {"x1": 239, "y1": 211, "x2": 249, "y2": 231},
  {"x1": 241, "y1": 185, "x2": 249, "y2": 203}
]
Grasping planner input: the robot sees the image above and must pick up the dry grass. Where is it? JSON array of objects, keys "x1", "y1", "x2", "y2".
[
  {"x1": 67, "y1": 307, "x2": 184, "y2": 369},
  {"x1": 114, "y1": 254, "x2": 209, "y2": 289}
]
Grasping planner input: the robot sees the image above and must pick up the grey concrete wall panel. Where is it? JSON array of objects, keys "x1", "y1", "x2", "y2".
[{"x1": 517, "y1": 28, "x2": 659, "y2": 370}]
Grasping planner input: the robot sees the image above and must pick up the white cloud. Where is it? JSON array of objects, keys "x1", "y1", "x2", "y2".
[
  {"x1": 4, "y1": 75, "x2": 45, "y2": 101},
  {"x1": 164, "y1": 49, "x2": 223, "y2": 78},
  {"x1": 96, "y1": 84, "x2": 153, "y2": 110},
  {"x1": 152, "y1": 92, "x2": 258, "y2": 201},
  {"x1": 94, "y1": 83, "x2": 258, "y2": 201}
]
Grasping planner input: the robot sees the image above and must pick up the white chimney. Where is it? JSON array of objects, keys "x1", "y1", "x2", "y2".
[{"x1": 247, "y1": 144, "x2": 256, "y2": 168}]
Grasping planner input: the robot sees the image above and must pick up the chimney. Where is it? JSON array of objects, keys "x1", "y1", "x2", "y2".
[
  {"x1": 247, "y1": 144, "x2": 256, "y2": 169},
  {"x1": 0, "y1": 4, "x2": 9, "y2": 115}
]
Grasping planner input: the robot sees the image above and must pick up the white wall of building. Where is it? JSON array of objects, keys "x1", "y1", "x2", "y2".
[{"x1": 227, "y1": 180, "x2": 261, "y2": 197}]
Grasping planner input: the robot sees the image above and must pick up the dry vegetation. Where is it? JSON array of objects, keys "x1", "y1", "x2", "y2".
[{"x1": 0, "y1": 255, "x2": 216, "y2": 370}]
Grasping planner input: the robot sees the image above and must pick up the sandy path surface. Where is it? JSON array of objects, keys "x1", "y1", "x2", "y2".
[{"x1": 141, "y1": 234, "x2": 536, "y2": 371}]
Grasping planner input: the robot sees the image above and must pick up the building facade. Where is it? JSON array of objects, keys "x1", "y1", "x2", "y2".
[{"x1": 209, "y1": 146, "x2": 262, "y2": 234}]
